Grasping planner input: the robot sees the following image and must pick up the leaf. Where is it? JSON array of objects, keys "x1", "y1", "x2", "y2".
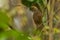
[
  {"x1": 54, "y1": 28, "x2": 60, "y2": 33},
  {"x1": 0, "y1": 10, "x2": 9, "y2": 29},
  {"x1": 27, "y1": 0, "x2": 34, "y2": 2}
]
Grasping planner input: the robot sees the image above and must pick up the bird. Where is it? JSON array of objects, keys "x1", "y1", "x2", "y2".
[{"x1": 30, "y1": 3, "x2": 44, "y2": 31}]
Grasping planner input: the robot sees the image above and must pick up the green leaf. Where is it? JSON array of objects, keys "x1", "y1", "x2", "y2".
[
  {"x1": 0, "y1": 10, "x2": 9, "y2": 29},
  {"x1": 27, "y1": 0, "x2": 34, "y2": 2}
]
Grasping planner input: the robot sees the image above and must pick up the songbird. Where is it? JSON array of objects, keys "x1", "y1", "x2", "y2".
[{"x1": 30, "y1": 4, "x2": 44, "y2": 31}]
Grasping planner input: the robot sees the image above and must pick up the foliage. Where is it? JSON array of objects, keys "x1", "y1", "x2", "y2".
[
  {"x1": 0, "y1": 0, "x2": 60, "y2": 40},
  {"x1": 0, "y1": 10, "x2": 32, "y2": 40},
  {"x1": 22, "y1": 0, "x2": 45, "y2": 10},
  {"x1": 0, "y1": 10, "x2": 9, "y2": 31}
]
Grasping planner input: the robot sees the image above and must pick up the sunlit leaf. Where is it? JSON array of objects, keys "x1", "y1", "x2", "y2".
[{"x1": 54, "y1": 28, "x2": 60, "y2": 33}]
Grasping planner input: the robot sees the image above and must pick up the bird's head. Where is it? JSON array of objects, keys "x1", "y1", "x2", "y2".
[{"x1": 30, "y1": 6, "x2": 39, "y2": 13}]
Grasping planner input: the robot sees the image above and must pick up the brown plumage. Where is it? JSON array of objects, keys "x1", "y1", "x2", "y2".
[{"x1": 31, "y1": 5, "x2": 44, "y2": 31}]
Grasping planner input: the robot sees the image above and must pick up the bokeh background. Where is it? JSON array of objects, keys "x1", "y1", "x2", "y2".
[{"x1": 0, "y1": 0, "x2": 60, "y2": 40}]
